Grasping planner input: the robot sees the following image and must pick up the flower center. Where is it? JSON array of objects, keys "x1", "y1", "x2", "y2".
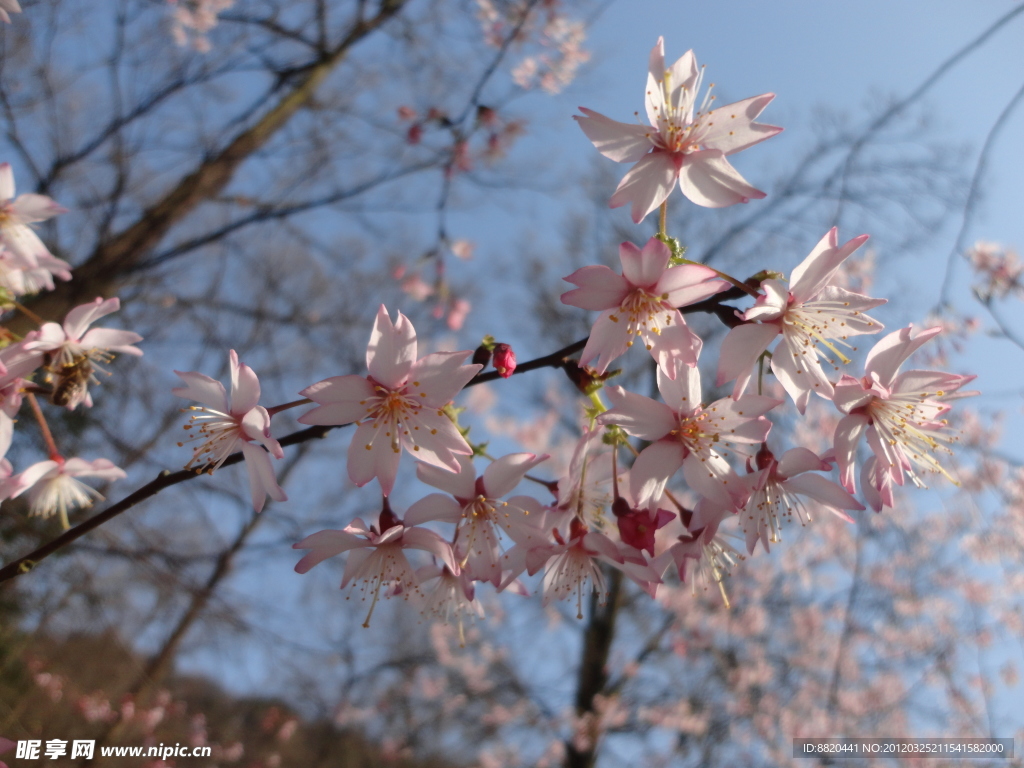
[
  {"x1": 610, "y1": 289, "x2": 673, "y2": 349},
  {"x1": 179, "y1": 407, "x2": 242, "y2": 471},
  {"x1": 361, "y1": 382, "x2": 426, "y2": 453}
]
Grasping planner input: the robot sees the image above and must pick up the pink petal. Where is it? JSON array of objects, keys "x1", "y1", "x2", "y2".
[
  {"x1": 630, "y1": 439, "x2": 686, "y2": 507},
  {"x1": 172, "y1": 369, "x2": 229, "y2": 412},
  {"x1": 831, "y1": 374, "x2": 873, "y2": 414},
  {"x1": 656, "y1": 361, "x2": 701, "y2": 410},
  {"x1": 648, "y1": 320, "x2": 701, "y2": 376},
  {"x1": 833, "y1": 413, "x2": 870, "y2": 492},
  {"x1": 401, "y1": 526, "x2": 458, "y2": 575},
  {"x1": 574, "y1": 107, "x2": 654, "y2": 163},
  {"x1": 407, "y1": 351, "x2": 479, "y2": 406},
  {"x1": 299, "y1": 375, "x2": 376, "y2": 426},
  {"x1": 62, "y1": 457, "x2": 126, "y2": 481},
  {"x1": 742, "y1": 279, "x2": 789, "y2": 322},
  {"x1": 701, "y1": 94, "x2": 782, "y2": 155},
  {"x1": 293, "y1": 529, "x2": 366, "y2": 573},
  {"x1": 776, "y1": 447, "x2": 829, "y2": 478},
  {"x1": 583, "y1": 531, "x2": 625, "y2": 564},
  {"x1": 0, "y1": 163, "x2": 13, "y2": 199},
  {"x1": 347, "y1": 420, "x2": 401, "y2": 495},
  {"x1": 339, "y1": 548, "x2": 375, "y2": 588},
  {"x1": 417, "y1": 454, "x2": 476, "y2": 498},
  {"x1": 600, "y1": 385, "x2": 675, "y2": 441},
  {"x1": 769, "y1": 342, "x2": 821, "y2": 414},
  {"x1": 864, "y1": 326, "x2": 942, "y2": 389},
  {"x1": 609, "y1": 152, "x2": 679, "y2": 224},
  {"x1": 561, "y1": 265, "x2": 631, "y2": 310},
  {"x1": 892, "y1": 369, "x2": 973, "y2": 396},
  {"x1": 789, "y1": 230, "x2": 870, "y2": 305},
  {"x1": 484, "y1": 452, "x2": 548, "y2": 498},
  {"x1": 655, "y1": 264, "x2": 730, "y2": 307},
  {"x1": 717, "y1": 322, "x2": 778, "y2": 392},
  {"x1": 64, "y1": 297, "x2": 120, "y2": 342},
  {"x1": 366, "y1": 305, "x2": 416, "y2": 389},
  {"x1": 578, "y1": 309, "x2": 631, "y2": 374},
  {"x1": 677, "y1": 150, "x2": 765, "y2": 208},
  {"x1": 11, "y1": 193, "x2": 67, "y2": 223},
  {"x1": 622, "y1": 238, "x2": 670, "y2": 288},
  {"x1": 241, "y1": 441, "x2": 286, "y2": 512},
  {"x1": 229, "y1": 351, "x2": 261, "y2": 415},
  {"x1": 79, "y1": 328, "x2": 143, "y2": 355},
  {"x1": 7, "y1": 459, "x2": 59, "y2": 498},
  {"x1": 404, "y1": 492, "x2": 464, "y2": 526},
  {"x1": 401, "y1": 409, "x2": 471, "y2": 472},
  {"x1": 782, "y1": 473, "x2": 862, "y2": 516},
  {"x1": 683, "y1": 451, "x2": 736, "y2": 507},
  {"x1": 647, "y1": 37, "x2": 666, "y2": 85}
]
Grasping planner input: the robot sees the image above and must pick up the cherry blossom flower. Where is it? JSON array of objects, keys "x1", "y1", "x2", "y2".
[
  {"x1": 26, "y1": 297, "x2": 143, "y2": 409},
  {"x1": 0, "y1": 162, "x2": 67, "y2": 268},
  {"x1": 717, "y1": 229, "x2": 884, "y2": 411},
  {"x1": 416, "y1": 564, "x2": 485, "y2": 645},
  {"x1": 968, "y1": 241, "x2": 1023, "y2": 300},
  {"x1": 655, "y1": 518, "x2": 745, "y2": 607},
  {"x1": 831, "y1": 325, "x2": 978, "y2": 509},
  {"x1": 555, "y1": 428, "x2": 618, "y2": 525},
  {"x1": 298, "y1": 305, "x2": 481, "y2": 496},
  {"x1": 404, "y1": 453, "x2": 548, "y2": 586},
  {"x1": 0, "y1": 250, "x2": 72, "y2": 297},
  {"x1": 738, "y1": 445, "x2": 863, "y2": 554},
  {"x1": 575, "y1": 38, "x2": 781, "y2": 222},
  {"x1": 562, "y1": 237, "x2": 728, "y2": 377},
  {"x1": 599, "y1": 361, "x2": 779, "y2": 508},
  {"x1": 293, "y1": 502, "x2": 457, "y2": 628},
  {"x1": 4, "y1": 457, "x2": 126, "y2": 529},
  {"x1": 173, "y1": 349, "x2": 286, "y2": 513}
]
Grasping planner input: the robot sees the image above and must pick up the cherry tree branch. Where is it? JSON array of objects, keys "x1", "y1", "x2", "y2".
[{"x1": 0, "y1": 289, "x2": 750, "y2": 585}]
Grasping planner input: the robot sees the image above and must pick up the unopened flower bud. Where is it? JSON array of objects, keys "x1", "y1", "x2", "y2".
[
  {"x1": 472, "y1": 345, "x2": 492, "y2": 368},
  {"x1": 492, "y1": 343, "x2": 516, "y2": 378}
]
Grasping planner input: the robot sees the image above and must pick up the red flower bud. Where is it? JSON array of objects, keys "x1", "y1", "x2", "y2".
[{"x1": 492, "y1": 343, "x2": 516, "y2": 378}]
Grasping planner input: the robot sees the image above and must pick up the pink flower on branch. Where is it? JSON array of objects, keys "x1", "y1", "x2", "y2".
[
  {"x1": 293, "y1": 501, "x2": 457, "y2": 628},
  {"x1": 599, "y1": 362, "x2": 779, "y2": 509},
  {"x1": 173, "y1": 349, "x2": 286, "y2": 513},
  {"x1": 26, "y1": 297, "x2": 143, "y2": 410},
  {"x1": 4, "y1": 457, "x2": 126, "y2": 529},
  {"x1": 575, "y1": 38, "x2": 781, "y2": 222},
  {"x1": 831, "y1": 325, "x2": 978, "y2": 510},
  {"x1": 0, "y1": 162, "x2": 67, "y2": 267},
  {"x1": 404, "y1": 453, "x2": 548, "y2": 587},
  {"x1": 298, "y1": 305, "x2": 481, "y2": 496},
  {"x1": 561, "y1": 237, "x2": 728, "y2": 377},
  {"x1": 738, "y1": 445, "x2": 863, "y2": 554},
  {"x1": 717, "y1": 228, "x2": 883, "y2": 411}
]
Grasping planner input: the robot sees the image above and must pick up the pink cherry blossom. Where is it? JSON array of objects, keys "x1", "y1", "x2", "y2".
[
  {"x1": 555, "y1": 427, "x2": 617, "y2": 524},
  {"x1": 0, "y1": 0, "x2": 21, "y2": 24},
  {"x1": 416, "y1": 564, "x2": 485, "y2": 645},
  {"x1": 293, "y1": 503, "x2": 457, "y2": 628},
  {"x1": 4, "y1": 457, "x2": 126, "y2": 529},
  {"x1": 297, "y1": 305, "x2": 481, "y2": 496},
  {"x1": 738, "y1": 445, "x2": 863, "y2": 554},
  {"x1": 404, "y1": 453, "x2": 548, "y2": 587},
  {"x1": 0, "y1": 249, "x2": 72, "y2": 297},
  {"x1": 25, "y1": 297, "x2": 143, "y2": 409},
  {"x1": 599, "y1": 361, "x2": 779, "y2": 509},
  {"x1": 574, "y1": 38, "x2": 781, "y2": 222},
  {"x1": 0, "y1": 162, "x2": 67, "y2": 267},
  {"x1": 717, "y1": 228, "x2": 884, "y2": 411},
  {"x1": 561, "y1": 237, "x2": 728, "y2": 377},
  {"x1": 172, "y1": 349, "x2": 287, "y2": 513},
  {"x1": 831, "y1": 325, "x2": 978, "y2": 509}
]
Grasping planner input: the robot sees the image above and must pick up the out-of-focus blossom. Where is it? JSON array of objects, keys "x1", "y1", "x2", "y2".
[
  {"x1": 832, "y1": 325, "x2": 978, "y2": 510},
  {"x1": 562, "y1": 237, "x2": 728, "y2": 377},
  {"x1": 0, "y1": 162, "x2": 68, "y2": 268},
  {"x1": 0, "y1": 0, "x2": 21, "y2": 24},
  {"x1": 717, "y1": 228, "x2": 883, "y2": 411},
  {"x1": 404, "y1": 453, "x2": 548, "y2": 586},
  {"x1": 450, "y1": 239, "x2": 475, "y2": 260},
  {"x1": 575, "y1": 38, "x2": 780, "y2": 222},
  {"x1": 4, "y1": 457, "x2": 126, "y2": 528},
  {"x1": 293, "y1": 503, "x2": 457, "y2": 627},
  {"x1": 298, "y1": 305, "x2": 480, "y2": 496},
  {"x1": 968, "y1": 241, "x2": 1023, "y2": 300},
  {"x1": 599, "y1": 361, "x2": 778, "y2": 508},
  {"x1": 167, "y1": 0, "x2": 234, "y2": 52},
  {"x1": 26, "y1": 297, "x2": 143, "y2": 409},
  {"x1": 173, "y1": 349, "x2": 286, "y2": 512}
]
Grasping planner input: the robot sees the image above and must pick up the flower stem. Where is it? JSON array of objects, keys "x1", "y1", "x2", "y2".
[
  {"x1": 27, "y1": 393, "x2": 61, "y2": 461},
  {"x1": 678, "y1": 259, "x2": 759, "y2": 297},
  {"x1": 13, "y1": 301, "x2": 45, "y2": 328},
  {"x1": 658, "y1": 202, "x2": 668, "y2": 238},
  {"x1": 266, "y1": 398, "x2": 312, "y2": 417}
]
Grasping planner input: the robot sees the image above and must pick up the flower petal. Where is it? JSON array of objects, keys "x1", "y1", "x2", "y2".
[
  {"x1": 64, "y1": 297, "x2": 120, "y2": 342},
  {"x1": 864, "y1": 325, "x2": 942, "y2": 388},
  {"x1": 404, "y1": 492, "x2": 464, "y2": 526},
  {"x1": 683, "y1": 450, "x2": 736, "y2": 507},
  {"x1": 656, "y1": 264, "x2": 729, "y2": 307},
  {"x1": 776, "y1": 447, "x2": 829, "y2": 478},
  {"x1": 299, "y1": 375, "x2": 376, "y2": 425},
  {"x1": 241, "y1": 441, "x2": 286, "y2": 512},
  {"x1": 561, "y1": 265, "x2": 631, "y2": 310},
  {"x1": 701, "y1": 94, "x2": 782, "y2": 155},
  {"x1": 621, "y1": 238, "x2": 669, "y2": 288},
  {"x1": 401, "y1": 526, "x2": 458, "y2": 575},
  {"x1": 833, "y1": 413, "x2": 870, "y2": 492},
  {"x1": 408, "y1": 351, "x2": 479, "y2": 406},
  {"x1": 366, "y1": 305, "x2": 416, "y2": 389},
  {"x1": 574, "y1": 107, "x2": 654, "y2": 163},
  {"x1": 782, "y1": 473, "x2": 862, "y2": 516},
  {"x1": 229, "y1": 350, "x2": 261, "y2": 415},
  {"x1": 578, "y1": 309, "x2": 631, "y2": 375},
  {"x1": 789, "y1": 229, "x2": 870, "y2": 305},
  {"x1": 79, "y1": 328, "x2": 143, "y2": 355},
  {"x1": 483, "y1": 452, "x2": 548, "y2": 498},
  {"x1": 0, "y1": 163, "x2": 13, "y2": 199},
  {"x1": 716, "y1": 322, "x2": 778, "y2": 394},
  {"x1": 600, "y1": 385, "x2": 675, "y2": 442},
  {"x1": 417, "y1": 454, "x2": 476, "y2": 498},
  {"x1": 11, "y1": 193, "x2": 67, "y2": 223},
  {"x1": 347, "y1": 420, "x2": 401, "y2": 495},
  {"x1": 293, "y1": 529, "x2": 366, "y2": 573},
  {"x1": 742, "y1": 279, "x2": 789, "y2": 322},
  {"x1": 172, "y1": 369, "x2": 229, "y2": 412},
  {"x1": 609, "y1": 151, "x2": 679, "y2": 224},
  {"x1": 677, "y1": 149, "x2": 765, "y2": 208},
  {"x1": 656, "y1": 360, "x2": 701, "y2": 411},
  {"x1": 630, "y1": 439, "x2": 686, "y2": 507}
]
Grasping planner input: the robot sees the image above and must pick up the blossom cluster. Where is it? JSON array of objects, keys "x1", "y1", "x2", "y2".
[
  {"x1": 278, "y1": 39, "x2": 977, "y2": 626},
  {"x1": 0, "y1": 165, "x2": 141, "y2": 528}
]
